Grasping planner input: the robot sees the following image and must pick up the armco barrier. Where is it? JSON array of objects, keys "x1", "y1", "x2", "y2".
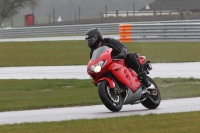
[
  {"x1": 119, "y1": 23, "x2": 200, "y2": 42},
  {"x1": 1, "y1": 19, "x2": 200, "y2": 42},
  {"x1": 0, "y1": 23, "x2": 120, "y2": 39}
]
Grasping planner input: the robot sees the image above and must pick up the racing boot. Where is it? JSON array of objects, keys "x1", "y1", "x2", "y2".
[{"x1": 139, "y1": 71, "x2": 151, "y2": 87}]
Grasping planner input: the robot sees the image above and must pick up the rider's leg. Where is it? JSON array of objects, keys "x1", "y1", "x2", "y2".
[
  {"x1": 125, "y1": 53, "x2": 151, "y2": 87},
  {"x1": 138, "y1": 70, "x2": 151, "y2": 87}
]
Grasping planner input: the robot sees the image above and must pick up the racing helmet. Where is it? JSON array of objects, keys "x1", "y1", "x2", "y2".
[{"x1": 85, "y1": 28, "x2": 103, "y2": 48}]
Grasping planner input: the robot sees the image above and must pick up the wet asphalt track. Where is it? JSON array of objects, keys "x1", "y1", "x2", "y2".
[
  {"x1": 0, "y1": 62, "x2": 199, "y2": 79},
  {"x1": 0, "y1": 97, "x2": 200, "y2": 125}
]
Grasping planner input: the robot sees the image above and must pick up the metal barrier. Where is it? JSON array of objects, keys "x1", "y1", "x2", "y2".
[
  {"x1": 0, "y1": 23, "x2": 120, "y2": 39},
  {"x1": 119, "y1": 22, "x2": 200, "y2": 42},
  {"x1": 1, "y1": 19, "x2": 200, "y2": 42}
]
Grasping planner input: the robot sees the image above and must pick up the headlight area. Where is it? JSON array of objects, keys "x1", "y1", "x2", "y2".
[{"x1": 89, "y1": 60, "x2": 106, "y2": 73}]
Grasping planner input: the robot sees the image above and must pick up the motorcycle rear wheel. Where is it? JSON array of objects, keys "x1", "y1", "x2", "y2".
[
  {"x1": 141, "y1": 77, "x2": 161, "y2": 109},
  {"x1": 98, "y1": 80, "x2": 123, "y2": 112}
]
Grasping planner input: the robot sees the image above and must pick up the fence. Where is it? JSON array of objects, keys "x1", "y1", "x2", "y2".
[
  {"x1": 103, "y1": 10, "x2": 180, "y2": 17},
  {"x1": 1, "y1": 19, "x2": 200, "y2": 42}
]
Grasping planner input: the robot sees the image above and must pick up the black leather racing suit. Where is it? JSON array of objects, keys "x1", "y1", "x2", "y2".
[{"x1": 89, "y1": 38, "x2": 142, "y2": 74}]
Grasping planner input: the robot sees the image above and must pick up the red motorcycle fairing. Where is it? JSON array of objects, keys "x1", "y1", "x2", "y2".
[
  {"x1": 87, "y1": 46, "x2": 140, "y2": 92},
  {"x1": 87, "y1": 48, "x2": 113, "y2": 81},
  {"x1": 98, "y1": 77, "x2": 115, "y2": 89},
  {"x1": 108, "y1": 60, "x2": 141, "y2": 92}
]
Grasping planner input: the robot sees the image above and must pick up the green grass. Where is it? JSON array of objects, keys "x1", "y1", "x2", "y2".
[
  {"x1": 0, "y1": 79, "x2": 100, "y2": 111},
  {"x1": 0, "y1": 41, "x2": 90, "y2": 66},
  {"x1": 0, "y1": 78, "x2": 199, "y2": 112},
  {"x1": 125, "y1": 42, "x2": 200, "y2": 63},
  {"x1": 0, "y1": 111, "x2": 200, "y2": 133},
  {"x1": 0, "y1": 41, "x2": 200, "y2": 66},
  {"x1": 152, "y1": 78, "x2": 200, "y2": 99}
]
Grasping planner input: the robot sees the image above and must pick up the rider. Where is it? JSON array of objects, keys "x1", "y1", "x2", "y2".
[{"x1": 85, "y1": 28, "x2": 151, "y2": 88}]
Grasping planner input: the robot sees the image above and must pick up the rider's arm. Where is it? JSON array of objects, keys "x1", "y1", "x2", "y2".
[
  {"x1": 118, "y1": 47, "x2": 128, "y2": 59},
  {"x1": 104, "y1": 38, "x2": 128, "y2": 59}
]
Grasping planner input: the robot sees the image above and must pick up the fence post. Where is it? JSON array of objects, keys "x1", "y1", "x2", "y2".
[
  {"x1": 100, "y1": 12, "x2": 103, "y2": 23},
  {"x1": 11, "y1": 17, "x2": 13, "y2": 28},
  {"x1": 153, "y1": 9, "x2": 156, "y2": 21},
  {"x1": 133, "y1": 2, "x2": 135, "y2": 17},
  {"x1": 49, "y1": 14, "x2": 51, "y2": 25},
  {"x1": 159, "y1": 0, "x2": 162, "y2": 16},
  {"x1": 105, "y1": 4, "x2": 107, "y2": 18},
  {"x1": 116, "y1": 10, "x2": 119, "y2": 17},
  {"x1": 74, "y1": 13, "x2": 76, "y2": 24},
  {"x1": 78, "y1": 6, "x2": 81, "y2": 20},
  {"x1": 53, "y1": 8, "x2": 55, "y2": 24},
  {"x1": 126, "y1": 11, "x2": 129, "y2": 22}
]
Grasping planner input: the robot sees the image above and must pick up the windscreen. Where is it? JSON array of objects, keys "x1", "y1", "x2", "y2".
[{"x1": 91, "y1": 46, "x2": 110, "y2": 60}]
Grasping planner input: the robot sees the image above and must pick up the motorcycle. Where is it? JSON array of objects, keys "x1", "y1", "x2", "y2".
[{"x1": 87, "y1": 46, "x2": 161, "y2": 112}]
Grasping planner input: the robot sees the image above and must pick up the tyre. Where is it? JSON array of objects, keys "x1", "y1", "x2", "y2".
[
  {"x1": 141, "y1": 77, "x2": 161, "y2": 109},
  {"x1": 98, "y1": 80, "x2": 123, "y2": 112}
]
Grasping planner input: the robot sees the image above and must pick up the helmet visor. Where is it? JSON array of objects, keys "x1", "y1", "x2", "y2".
[{"x1": 86, "y1": 37, "x2": 97, "y2": 46}]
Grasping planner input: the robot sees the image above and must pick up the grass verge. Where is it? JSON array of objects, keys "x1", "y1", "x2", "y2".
[
  {"x1": 0, "y1": 41, "x2": 200, "y2": 66},
  {"x1": 0, "y1": 78, "x2": 199, "y2": 112},
  {"x1": 0, "y1": 111, "x2": 199, "y2": 133}
]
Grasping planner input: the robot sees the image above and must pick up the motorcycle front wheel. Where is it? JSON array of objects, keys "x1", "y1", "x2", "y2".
[{"x1": 98, "y1": 80, "x2": 123, "y2": 112}]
